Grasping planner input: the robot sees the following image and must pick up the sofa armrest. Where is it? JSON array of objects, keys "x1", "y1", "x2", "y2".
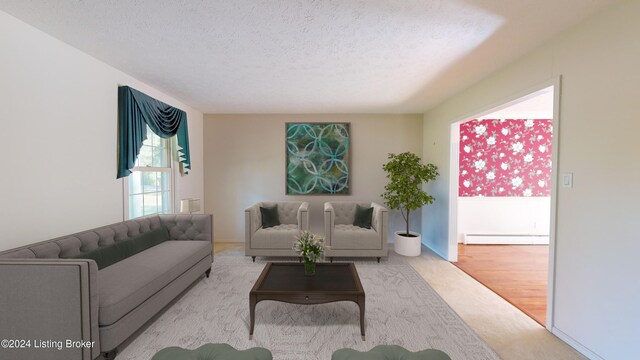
[
  {"x1": 297, "y1": 202, "x2": 309, "y2": 231},
  {"x1": 158, "y1": 214, "x2": 212, "y2": 244},
  {"x1": 0, "y1": 258, "x2": 99, "y2": 360},
  {"x1": 158, "y1": 214, "x2": 213, "y2": 241},
  {"x1": 324, "y1": 202, "x2": 335, "y2": 246}
]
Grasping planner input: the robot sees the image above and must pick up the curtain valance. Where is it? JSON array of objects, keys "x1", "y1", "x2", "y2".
[{"x1": 117, "y1": 86, "x2": 191, "y2": 178}]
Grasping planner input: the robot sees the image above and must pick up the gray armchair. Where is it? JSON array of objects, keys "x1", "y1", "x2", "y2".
[
  {"x1": 324, "y1": 202, "x2": 388, "y2": 262},
  {"x1": 245, "y1": 201, "x2": 309, "y2": 261}
]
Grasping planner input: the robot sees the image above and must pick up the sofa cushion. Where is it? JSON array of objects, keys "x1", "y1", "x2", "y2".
[
  {"x1": 260, "y1": 205, "x2": 280, "y2": 228},
  {"x1": 0, "y1": 215, "x2": 166, "y2": 260},
  {"x1": 132, "y1": 226, "x2": 170, "y2": 253},
  {"x1": 74, "y1": 227, "x2": 170, "y2": 270},
  {"x1": 98, "y1": 240, "x2": 212, "y2": 326},
  {"x1": 0, "y1": 248, "x2": 36, "y2": 259},
  {"x1": 353, "y1": 205, "x2": 373, "y2": 229},
  {"x1": 251, "y1": 224, "x2": 298, "y2": 249},
  {"x1": 331, "y1": 225, "x2": 380, "y2": 250},
  {"x1": 74, "y1": 240, "x2": 127, "y2": 270}
]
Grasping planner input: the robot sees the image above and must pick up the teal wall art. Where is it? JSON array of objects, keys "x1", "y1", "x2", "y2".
[{"x1": 286, "y1": 123, "x2": 350, "y2": 195}]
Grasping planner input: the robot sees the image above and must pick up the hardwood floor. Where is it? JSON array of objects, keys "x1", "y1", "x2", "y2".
[{"x1": 454, "y1": 244, "x2": 548, "y2": 326}]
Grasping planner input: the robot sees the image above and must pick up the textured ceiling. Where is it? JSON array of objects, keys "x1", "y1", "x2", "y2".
[{"x1": 0, "y1": 0, "x2": 616, "y2": 113}]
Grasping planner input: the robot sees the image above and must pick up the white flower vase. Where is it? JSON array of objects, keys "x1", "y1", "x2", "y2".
[{"x1": 394, "y1": 231, "x2": 422, "y2": 257}]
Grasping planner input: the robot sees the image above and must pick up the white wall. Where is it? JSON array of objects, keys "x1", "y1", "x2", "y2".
[
  {"x1": 458, "y1": 197, "x2": 550, "y2": 242},
  {"x1": 0, "y1": 11, "x2": 204, "y2": 252},
  {"x1": 422, "y1": 0, "x2": 639, "y2": 358},
  {"x1": 204, "y1": 114, "x2": 423, "y2": 242}
]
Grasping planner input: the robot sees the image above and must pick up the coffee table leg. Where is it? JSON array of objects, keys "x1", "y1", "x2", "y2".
[
  {"x1": 249, "y1": 294, "x2": 256, "y2": 339},
  {"x1": 358, "y1": 295, "x2": 365, "y2": 340}
]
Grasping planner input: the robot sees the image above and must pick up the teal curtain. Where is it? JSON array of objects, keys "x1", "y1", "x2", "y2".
[{"x1": 117, "y1": 86, "x2": 191, "y2": 178}]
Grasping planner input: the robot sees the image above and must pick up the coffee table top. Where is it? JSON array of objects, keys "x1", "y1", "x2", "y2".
[{"x1": 251, "y1": 262, "x2": 364, "y2": 293}]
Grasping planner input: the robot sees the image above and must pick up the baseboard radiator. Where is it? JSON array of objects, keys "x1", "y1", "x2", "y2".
[{"x1": 462, "y1": 233, "x2": 549, "y2": 245}]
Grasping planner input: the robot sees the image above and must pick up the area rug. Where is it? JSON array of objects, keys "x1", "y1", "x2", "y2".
[{"x1": 117, "y1": 255, "x2": 500, "y2": 360}]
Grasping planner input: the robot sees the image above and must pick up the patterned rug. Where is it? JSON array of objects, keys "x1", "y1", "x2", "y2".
[{"x1": 117, "y1": 255, "x2": 500, "y2": 360}]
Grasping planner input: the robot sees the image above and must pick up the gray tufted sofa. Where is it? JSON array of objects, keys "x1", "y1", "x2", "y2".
[
  {"x1": 0, "y1": 214, "x2": 212, "y2": 360},
  {"x1": 324, "y1": 202, "x2": 388, "y2": 262},
  {"x1": 245, "y1": 201, "x2": 309, "y2": 261}
]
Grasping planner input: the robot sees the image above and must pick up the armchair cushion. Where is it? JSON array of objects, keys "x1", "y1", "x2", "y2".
[
  {"x1": 353, "y1": 205, "x2": 373, "y2": 229},
  {"x1": 324, "y1": 201, "x2": 388, "y2": 257},
  {"x1": 252, "y1": 224, "x2": 299, "y2": 249},
  {"x1": 246, "y1": 201, "x2": 309, "y2": 257},
  {"x1": 333, "y1": 225, "x2": 380, "y2": 249},
  {"x1": 260, "y1": 205, "x2": 280, "y2": 228}
]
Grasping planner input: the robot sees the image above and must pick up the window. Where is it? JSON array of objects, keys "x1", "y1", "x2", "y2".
[{"x1": 125, "y1": 127, "x2": 173, "y2": 219}]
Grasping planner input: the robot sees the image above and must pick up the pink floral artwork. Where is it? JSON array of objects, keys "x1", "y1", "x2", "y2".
[{"x1": 459, "y1": 119, "x2": 553, "y2": 197}]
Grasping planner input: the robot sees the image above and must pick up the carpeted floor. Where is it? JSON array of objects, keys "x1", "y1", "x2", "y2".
[{"x1": 117, "y1": 255, "x2": 500, "y2": 360}]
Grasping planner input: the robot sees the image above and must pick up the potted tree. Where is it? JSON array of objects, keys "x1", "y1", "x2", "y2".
[{"x1": 381, "y1": 152, "x2": 439, "y2": 256}]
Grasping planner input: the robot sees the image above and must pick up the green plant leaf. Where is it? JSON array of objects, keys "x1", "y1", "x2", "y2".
[{"x1": 381, "y1": 152, "x2": 439, "y2": 234}]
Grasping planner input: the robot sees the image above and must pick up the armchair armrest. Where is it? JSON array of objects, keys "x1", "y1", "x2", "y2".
[
  {"x1": 0, "y1": 258, "x2": 99, "y2": 360},
  {"x1": 244, "y1": 203, "x2": 262, "y2": 234},
  {"x1": 371, "y1": 203, "x2": 389, "y2": 247},
  {"x1": 245, "y1": 203, "x2": 261, "y2": 252},
  {"x1": 297, "y1": 202, "x2": 309, "y2": 231},
  {"x1": 324, "y1": 202, "x2": 335, "y2": 245}
]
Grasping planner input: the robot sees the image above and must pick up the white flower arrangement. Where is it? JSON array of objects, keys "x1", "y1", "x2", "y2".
[{"x1": 293, "y1": 231, "x2": 325, "y2": 263}]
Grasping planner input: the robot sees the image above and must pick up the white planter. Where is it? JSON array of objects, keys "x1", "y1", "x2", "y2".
[{"x1": 394, "y1": 231, "x2": 422, "y2": 256}]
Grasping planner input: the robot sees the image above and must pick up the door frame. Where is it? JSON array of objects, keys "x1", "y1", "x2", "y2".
[{"x1": 447, "y1": 77, "x2": 562, "y2": 330}]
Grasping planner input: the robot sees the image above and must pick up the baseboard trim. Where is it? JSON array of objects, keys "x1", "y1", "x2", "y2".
[
  {"x1": 551, "y1": 327, "x2": 604, "y2": 360},
  {"x1": 463, "y1": 234, "x2": 549, "y2": 245}
]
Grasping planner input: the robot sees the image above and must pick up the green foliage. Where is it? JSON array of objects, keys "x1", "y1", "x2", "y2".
[{"x1": 381, "y1": 152, "x2": 439, "y2": 235}]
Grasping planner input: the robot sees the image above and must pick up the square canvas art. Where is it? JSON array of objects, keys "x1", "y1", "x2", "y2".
[{"x1": 286, "y1": 123, "x2": 350, "y2": 194}]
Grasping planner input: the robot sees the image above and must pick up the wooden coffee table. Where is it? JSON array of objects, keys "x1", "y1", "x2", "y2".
[{"x1": 249, "y1": 262, "x2": 365, "y2": 340}]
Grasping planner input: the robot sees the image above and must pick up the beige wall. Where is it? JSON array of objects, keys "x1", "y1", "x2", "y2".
[
  {"x1": 422, "y1": 0, "x2": 639, "y2": 358},
  {"x1": 0, "y1": 11, "x2": 204, "y2": 251},
  {"x1": 204, "y1": 114, "x2": 423, "y2": 242}
]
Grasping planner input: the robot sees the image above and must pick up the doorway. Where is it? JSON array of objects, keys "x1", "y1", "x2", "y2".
[{"x1": 448, "y1": 82, "x2": 560, "y2": 328}]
